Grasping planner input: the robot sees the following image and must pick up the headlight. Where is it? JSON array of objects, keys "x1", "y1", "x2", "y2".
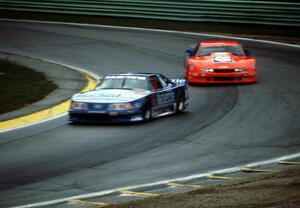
[
  {"x1": 71, "y1": 101, "x2": 88, "y2": 110},
  {"x1": 108, "y1": 103, "x2": 134, "y2": 110},
  {"x1": 201, "y1": 68, "x2": 214, "y2": 72},
  {"x1": 234, "y1": 68, "x2": 246, "y2": 72}
]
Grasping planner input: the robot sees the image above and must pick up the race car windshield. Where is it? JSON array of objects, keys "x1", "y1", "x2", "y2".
[
  {"x1": 199, "y1": 46, "x2": 245, "y2": 56},
  {"x1": 98, "y1": 76, "x2": 150, "y2": 90}
]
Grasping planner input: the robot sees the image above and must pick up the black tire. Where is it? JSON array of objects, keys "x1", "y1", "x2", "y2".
[
  {"x1": 175, "y1": 93, "x2": 185, "y2": 114},
  {"x1": 142, "y1": 104, "x2": 152, "y2": 122}
]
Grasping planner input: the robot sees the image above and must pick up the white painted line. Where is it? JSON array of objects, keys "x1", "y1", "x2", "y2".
[
  {"x1": 10, "y1": 151, "x2": 300, "y2": 208},
  {"x1": 0, "y1": 112, "x2": 67, "y2": 134},
  {"x1": 1, "y1": 18, "x2": 300, "y2": 49},
  {"x1": 278, "y1": 160, "x2": 300, "y2": 165}
]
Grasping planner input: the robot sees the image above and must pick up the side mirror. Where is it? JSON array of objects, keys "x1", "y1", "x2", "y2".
[{"x1": 244, "y1": 49, "x2": 251, "y2": 56}]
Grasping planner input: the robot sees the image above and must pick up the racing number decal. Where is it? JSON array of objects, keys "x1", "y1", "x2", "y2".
[{"x1": 157, "y1": 91, "x2": 175, "y2": 106}]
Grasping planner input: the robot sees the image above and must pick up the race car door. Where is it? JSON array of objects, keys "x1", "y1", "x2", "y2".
[{"x1": 149, "y1": 75, "x2": 175, "y2": 116}]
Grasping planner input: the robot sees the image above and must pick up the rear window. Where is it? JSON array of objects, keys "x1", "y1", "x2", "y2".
[{"x1": 198, "y1": 46, "x2": 245, "y2": 56}]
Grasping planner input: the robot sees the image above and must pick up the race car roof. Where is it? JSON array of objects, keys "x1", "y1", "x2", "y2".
[
  {"x1": 200, "y1": 40, "x2": 241, "y2": 47},
  {"x1": 106, "y1": 72, "x2": 160, "y2": 77}
]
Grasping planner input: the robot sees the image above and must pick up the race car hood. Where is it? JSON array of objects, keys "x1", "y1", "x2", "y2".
[
  {"x1": 190, "y1": 52, "x2": 255, "y2": 68},
  {"x1": 72, "y1": 89, "x2": 151, "y2": 103}
]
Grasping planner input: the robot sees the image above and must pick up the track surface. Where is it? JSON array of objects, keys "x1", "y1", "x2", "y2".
[{"x1": 0, "y1": 21, "x2": 300, "y2": 207}]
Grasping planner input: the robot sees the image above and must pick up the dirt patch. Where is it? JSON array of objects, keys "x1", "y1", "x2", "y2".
[{"x1": 103, "y1": 167, "x2": 300, "y2": 208}]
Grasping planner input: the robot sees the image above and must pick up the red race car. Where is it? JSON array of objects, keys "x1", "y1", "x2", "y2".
[{"x1": 184, "y1": 40, "x2": 257, "y2": 84}]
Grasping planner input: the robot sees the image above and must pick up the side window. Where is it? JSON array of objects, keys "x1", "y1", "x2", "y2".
[
  {"x1": 159, "y1": 75, "x2": 173, "y2": 87},
  {"x1": 157, "y1": 75, "x2": 168, "y2": 88},
  {"x1": 149, "y1": 75, "x2": 162, "y2": 90},
  {"x1": 165, "y1": 76, "x2": 173, "y2": 85}
]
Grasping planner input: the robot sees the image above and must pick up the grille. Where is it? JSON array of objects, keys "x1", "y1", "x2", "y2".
[
  {"x1": 213, "y1": 69, "x2": 235, "y2": 73},
  {"x1": 213, "y1": 77, "x2": 235, "y2": 81},
  {"x1": 70, "y1": 112, "x2": 137, "y2": 122}
]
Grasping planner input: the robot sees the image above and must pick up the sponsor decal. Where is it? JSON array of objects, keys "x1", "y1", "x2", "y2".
[
  {"x1": 74, "y1": 89, "x2": 150, "y2": 103},
  {"x1": 105, "y1": 75, "x2": 146, "y2": 80},
  {"x1": 171, "y1": 79, "x2": 185, "y2": 83},
  {"x1": 213, "y1": 56, "x2": 232, "y2": 63},
  {"x1": 218, "y1": 65, "x2": 230, "y2": 69},
  {"x1": 157, "y1": 91, "x2": 175, "y2": 105}
]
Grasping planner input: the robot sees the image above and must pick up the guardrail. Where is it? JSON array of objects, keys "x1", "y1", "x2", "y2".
[{"x1": 0, "y1": 0, "x2": 299, "y2": 26}]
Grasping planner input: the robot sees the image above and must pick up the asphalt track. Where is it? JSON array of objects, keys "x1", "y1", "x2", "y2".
[{"x1": 0, "y1": 21, "x2": 300, "y2": 207}]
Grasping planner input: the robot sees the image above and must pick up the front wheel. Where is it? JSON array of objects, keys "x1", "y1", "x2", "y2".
[{"x1": 142, "y1": 105, "x2": 152, "y2": 122}]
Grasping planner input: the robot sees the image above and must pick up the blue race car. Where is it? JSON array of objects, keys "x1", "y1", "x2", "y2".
[{"x1": 69, "y1": 73, "x2": 188, "y2": 123}]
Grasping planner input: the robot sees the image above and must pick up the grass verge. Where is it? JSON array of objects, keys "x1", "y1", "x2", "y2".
[{"x1": 0, "y1": 60, "x2": 57, "y2": 115}]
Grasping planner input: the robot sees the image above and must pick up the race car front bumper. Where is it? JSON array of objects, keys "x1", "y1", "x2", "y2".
[
  {"x1": 68, "y1": 110, "x2": 144, "y2": 123},
  {"x1": 187, "y1": 72, "x2": 257, "y2": 84}
]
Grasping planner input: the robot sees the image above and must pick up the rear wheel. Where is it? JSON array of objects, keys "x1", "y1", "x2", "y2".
[
  {"x1": 175, "y1": 94, "x2": 185, "y2": 114},
  {"x1": 143, "y1": 105, "x2": 152, "y2": 122}
]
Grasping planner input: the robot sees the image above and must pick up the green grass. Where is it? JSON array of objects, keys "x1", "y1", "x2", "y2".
[{"x1": 0, "y1": 60, "x2": 57, "y2": 115}]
